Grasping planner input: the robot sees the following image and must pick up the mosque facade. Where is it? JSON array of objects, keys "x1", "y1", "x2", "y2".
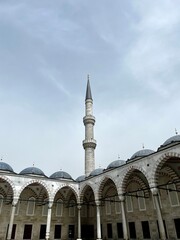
[{"x1": 0, "y1": 81, "x2": 180, "y2": 240}]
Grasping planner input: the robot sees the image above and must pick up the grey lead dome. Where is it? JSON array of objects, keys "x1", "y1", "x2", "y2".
[
  {"x1": 130, "y1": 149, "x2": 155, "y2": 160},
  {"x1": 50, "y1": 171, "x2": 72, "y2": 180},
  {"x1": 76, "y1": 175, "x2": 86, "y2": 182},
  {"x1": 162, "y1": 134, "x2": 180, "y2": 146},
  {"x1": 0, "y1": 162, "x2": 14, "y2": 172},
  {"x1": 107, "y1": 160, "x2": 125, "y2": 169},
  {"x1": 89, "y1": 168, "x2": 104, "y2": 176},
  {"x1": 20, "y1": 167, "x2": 45, "y2": 176}
]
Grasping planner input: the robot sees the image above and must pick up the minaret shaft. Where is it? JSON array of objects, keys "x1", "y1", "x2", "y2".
[{"x1": 83, "y1": 80, "x2": 96, "y2": 176}]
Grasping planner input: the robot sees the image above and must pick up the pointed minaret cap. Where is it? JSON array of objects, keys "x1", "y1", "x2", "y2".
[{"x1": 85, "y1": 75, "x2": 92, "y2": 100}]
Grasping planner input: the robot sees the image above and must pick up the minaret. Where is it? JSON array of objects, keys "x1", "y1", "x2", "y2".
[{"x1": 83, "y1": 77, "x2": 97, "y2": 176}]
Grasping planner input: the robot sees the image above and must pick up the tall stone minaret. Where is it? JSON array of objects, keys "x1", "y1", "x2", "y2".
[{"x1": 83, "y1": 77, "x2": 97, "y2": 176}]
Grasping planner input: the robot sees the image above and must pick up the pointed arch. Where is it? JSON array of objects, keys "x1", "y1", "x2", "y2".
[
  {"x1": 118, "y1": 165, "x2": 150, "y2": 195},
  {"x1": 151, "y1": 151, "x2": 180, "y2": 187},
  {"x1": 17, "y1": 179, "x2": 50, "y2": 199},
  {"x1": 52, "y1": 184, "x2": 79, "y2": 203}
]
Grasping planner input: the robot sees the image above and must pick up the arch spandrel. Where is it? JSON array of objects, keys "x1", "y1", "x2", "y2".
[
  {"x1": 17, "y1": 179, "x2": 51, "y2": 199},
  {"x1": 150, "y1": 151, "x2": 180, "y2": 187},
  {"x1": 117, "y1": 165, "x2": 150, "y2": 195}
]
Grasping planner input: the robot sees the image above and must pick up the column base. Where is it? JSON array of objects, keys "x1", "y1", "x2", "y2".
[{"x1": 77, "y1": 239, "x2": 82, "y2": 240}]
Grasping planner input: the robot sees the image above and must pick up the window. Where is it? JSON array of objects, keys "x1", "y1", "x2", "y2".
[
  {"x1": 15, "y1": 201, "x2": 20, "y2": 215},
  {"x1": 0, "y1": 194, "x2": 3, "y2": 214},
  {"x1": 129, "y1": 222, "x2": 136, "y2": 239},
  {"x1": 174, "y1": 218, "x2": 180, "y2": 238},
  {"x1": 105, "y1": 198, "x2": 111, "y2": 215},
  {"x1": 42, "y1": 199, "x2": 48, "y2": 216},
  {"x1": 54, "y1": 225, "x2": 61, "y2": 239},
  {"x1": 27, "y1": 197, "x2": 35, "y2": 216},
  {"x1": 138, "y1": 191, "x2": 146, "y2": 211},
  {"x1": 168, "y1": 183, "x2": 179, "y2": 207},
  {"x1": 117, "y1": 223, "x2": 123, "y2": 238},
  {"x1": 56, "y1": 199, "x2": 63, "y2": 217},
  {"x1": 141, "y1": 221, "x2": 151, "y2": 239},
  {"x1": 126, "y1": 195, "x2": 133, "y2": 212},
  {"x1": 69, "y1": 200, "x2": 75, "y2": 217},
  {"x1": 107, "y1": 223, "x2": 113, "y2": 238},
  {"x1": 23, "y1": 224, "x2": 32, "y2": 239},
  {"x1": 115, "y1": 196, "x2": 121, "y2": 214},
  {"x1": 39, "y1": 224, "x2": 46, "y2": 239}
]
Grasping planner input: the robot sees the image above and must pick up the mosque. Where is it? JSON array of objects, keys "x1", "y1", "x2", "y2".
[{"x1": 0, "y1": 80, "x2": 180, "y2": 240}]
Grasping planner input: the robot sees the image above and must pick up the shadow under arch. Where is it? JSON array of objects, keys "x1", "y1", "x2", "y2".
[
  {"x1": 80, "y1": 183, "x2": 96, "y2": 203},
  {"x1": 118, "y1": 165, "x2": 150, "y2": 195},
  {"x1": 17, "y1": 179, "x2": 50, "y2": 200},
  {"x1": 151, "y1": 151, "x2": 180, "y2": 187},
  {"x1": 98, "y1": 175, "x2": 118, "y2": 200},
  {"x1": 52, "y1": 184, "x2": 79, "y2": 203}
]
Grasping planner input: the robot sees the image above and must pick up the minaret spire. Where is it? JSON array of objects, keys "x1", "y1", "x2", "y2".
[
  {"x1": 85, "y1": 75, "x2": 92, "y2": 100},
  {"x1": 83, "y1": 76, "x2": 97, "y2": 176}
]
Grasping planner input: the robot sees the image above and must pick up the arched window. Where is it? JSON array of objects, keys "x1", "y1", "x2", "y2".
[
  {"x1": 0, "y1": 194, "x2": 3, "y2": 214},
  {"x1": 56, "y1": 199, "x2": 63, "y2": 217},
  {"x1": 105, "y1": 198, "x2": 111, "y2": 215},
  {"x1": 15, "y1": 200, "x2": 20, "y2": 215},
  {"x1": 42, "y1": 199, "x2": 48, "y2": 216},
  {"x1": 115, "y1": 196, "x2": 121, "y2": 214},
  {"x1": 126, "y1": 195, "x2": 133, "y2": 212},
  {"x1": 138, "y1": 191, "x2": 146, "y2": 211},
  {"x1": 69, "y1": 200, "x2": 75, "y2": 217},
  {"x1": 27, "y1": 197, "x2": 35, "y2": 216},
  {"x1": 168, "y1": 183, "x2": 179, "y2": 207}
]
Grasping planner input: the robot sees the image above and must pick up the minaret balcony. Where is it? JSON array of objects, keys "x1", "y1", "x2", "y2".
[
  {"x1": 83, "y1": 139, "x2": 97, "y2": 149},
  {"x1": 83, "y1": 115, "x2": 95, "y2": 125}
]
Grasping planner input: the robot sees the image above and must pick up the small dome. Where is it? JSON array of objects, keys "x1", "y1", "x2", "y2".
[
  {"x1": 130, "y1": 149, "x2": 155, "y2": 160},
  {"x1": 89, "y1": 168, "x2": 104, "y2": 177},
  {"x1": 162, "y1": 135, "x2": 180, "y2": 146},
  {"x1": 76, "y1": 175, "x2": 86, "y2": 182},
  {"x1": 0, "y1": 162, "x2": 14, "y2": 172},
  {"x1": 50, "y1": 171, "x2": 72, "y2": 180},
  {"x1": 107, "y1": 160, "x2": 126, "y2": 169},
  {"x1": 20, "y1": 167, "x2": 45, "y2": 176}
]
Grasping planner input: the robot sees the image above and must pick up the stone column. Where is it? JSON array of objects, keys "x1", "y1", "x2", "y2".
[
  {"x1": 45, "y1": 202, "x2": 53, "y2": 240},
  {"x1": 152, "y1": 188, "x2": 166, "y2": 240},
  {"x1": 7, "y1": 198, "x2": 18, "y2": 240},
  {"x1": 77, "y1": 204, "x2": 82, "y2": 240},
  {"x1": 96, "y1": 201, "x2": 102, "y2": 240},
  {"x1": 119, "y1": 195, "x2": 129, "y2": 240}
]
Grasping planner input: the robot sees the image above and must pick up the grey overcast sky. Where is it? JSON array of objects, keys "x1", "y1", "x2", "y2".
[{"x1": 0, "y1": 0, "x2": 180, "y2": 179}]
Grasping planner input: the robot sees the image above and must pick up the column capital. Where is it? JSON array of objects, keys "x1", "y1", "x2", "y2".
[
  {"x1": 119, "y1": 195, "x2": 125, "y2": 202},
  {"x1": 151, "y1": 187, "x2": 159, "y2": 196}
]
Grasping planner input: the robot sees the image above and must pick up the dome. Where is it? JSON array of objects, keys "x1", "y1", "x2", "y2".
[
  {"x1": 130, "y1": 149, "x2": 155, "y2": 160},
  {"x1": 89, "y1": 168, "x2": 104, "y2": 177},
  {"x1": 20, "y1": 167, "x2": 45, "y2": 176},
  {"x1": 50, "y1": 171, "x2": 72, "y2": 180},
  {"x1": 76, "y1": 175, "x2": 86, "y2": 182},
  {"x1": 162, "y1": 134, "x2": 180, "y2": 146},
  {"x1": 0, "y1": 162, "x2": 14, "y2": 172},
  {"x1": 107, "y1": 160, "x2": 126, "y2": 169}
]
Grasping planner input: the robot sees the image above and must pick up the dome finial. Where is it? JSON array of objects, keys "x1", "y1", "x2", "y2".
[
  {"x1": 142, "y1": 143, "x2": 145, "y2": 149},
  {"x1": 118, "y1": 154, "x2": 120, "y2": 160},
  {"x1": 175, "y1": 128, "x2": 178, "y2": 135}
]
